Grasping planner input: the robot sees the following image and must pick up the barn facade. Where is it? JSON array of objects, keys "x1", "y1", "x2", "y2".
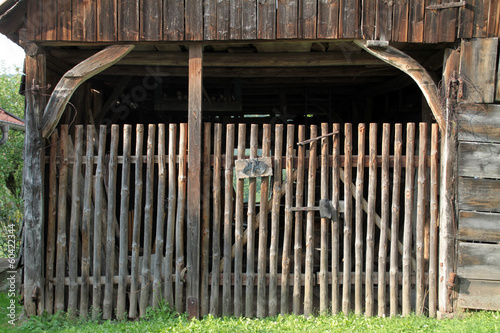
[{"x1": 0, "y1": 0, "x2": 499, "y2": 319}]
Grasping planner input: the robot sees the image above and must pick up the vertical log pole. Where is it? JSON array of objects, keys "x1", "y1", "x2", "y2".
[
  {"x1": 354, "y1": 124, "x2": 365, "y2": 315},
  {"x1": 331, "y1": 123, "x2": 340, "y2": 314},
  {"x1": 429, "y1": 124, "x2": 439, "y2": 318},
  {"x1": 187, "y1": 44, "x2": 203, "y2": 318},
  {"x1": 390, "y1": 124, "x2": 403, "y2": 316},
  {"x1": 269, "y1": 124, "x2": 283, "y2": 317},
  {"x1": 293, "y1": 126, "x2": 305, "y2": 315},
  {"x1": 416, "y1": 123, "x2": 428, "y2": 315},
  {"x1": 281, "y1": 124, "x2": 294, "y2": 314},
  {"x1": 342, "y1": 124, "x2": 353, "y2": 315},
  {"x1": 176, "y1": 124, "x2": 188, "y2": 313},
  {"x1": 304, "y1": 125, "x2": 317, "y2": 317},
  {"x1": 378, "y1": 124, "x2": 390, "y2": 317},
  {"x1": 234, "y1": 124, "x2": 246, "y2": 317},
  {"x1": 24, "y1": 51, "x2": 46, "y2": 316},
  {"x1": 402, "y1": 123, "x2": 415, "y2": 316},
  {"x1": 246, "y1": 124, "x2": 258, "y2": 317},
  {"x1": 210, "y1": 124, "x2": 222, "y2": 315},
  {"x1": 365, "y1": 123, "x2": 377, "y2": 317},
  {"x1": 319, "y1": 123, "x2": 329, "y2": 314},
  {"x1": 117, "y1": 125, "x2": 132, "y2": 319}
]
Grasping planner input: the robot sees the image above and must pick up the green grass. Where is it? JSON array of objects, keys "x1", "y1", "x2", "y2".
[{"x1": 1, "y1": 295, "x2": 498, "y2": 332}]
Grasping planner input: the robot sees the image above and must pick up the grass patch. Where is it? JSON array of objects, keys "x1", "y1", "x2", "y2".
[{"x1": 2, "y1": 301, "x2": 499, "y2": 332}]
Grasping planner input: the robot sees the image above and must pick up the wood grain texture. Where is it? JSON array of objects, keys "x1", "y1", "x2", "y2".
[
  {"x1": 97, "y1": 0, "x2": 117, "y2": 41},
  {"x1": 319, "y1": 123, "x2": 329, "y2": 314},
  {"x1": 257, "y1": 0, "x2": 276, "y2": 39},
  {"x1": 458, "y1": 104, "x2": 500, "y2": 143},
  {"x1": 140, "y1": 0, "x2": 162, "y2": 40},
  {"x1": 204, "y1": 0, "x2": 217, "y2": 39},
  {"x1": 73, "y1": 0, "x2": 97, "y2": 41},
  {"x1": 164, "y1": 0, "x2": 185, "y2": 40},
  {"x1": 354, "y1": 124, "x2": 365, "y2": 315},
  {"x1": 331, "y1": 123, "x2": 340, "y2": 314},
  {"x1": 458, "y1": 211, "x2": 500, "y2": 242},
  {"x1": 458, "y1": 142, "x2": 500, "y2": 178},
  {"x1": 458, "y1": 242, "x2": 500, "y2": 280},
  {"x1": 210, "y1": 124, "x2": 222, "y2": 315},
  {"x1": 230, "y1": 0, "x2": 243, "y2": 39},
  {"x1": 428, "y1": 124, "x2": 439, "y2": 318},
  {"x1": 423, "y1": 0, "x2": 439, "y2": 42},
  {"x1": 277, "y1": 0, "x2": 298, "y2": 38},
  {"x1": 408, "y1": 0, "x2": 425, "y2": 41},
  {"x1": 340, "y1": 0, "x2": 360, "y2": 37},
  {"x1": 242, "y1": 0, "x2": 257, "y2": 39},
  {"x1": 438, "y1": 0, "x2": 458, "y2": 41},
  {"x1": 200, "y1": 123, "x2": 211, "y2": 317},
  {"x1": 458, "y1": 0, "x2": 474, "y2": 38},
  {"x1": 299, "y1": 0, "x2": 317, "y2": 38},
  {"x1": 186, "y1": 0, "x2": 204, "y2": 40},
  {"x1": 392, "y1": 0, "x2": 408, "y2": 41},
  {"x1": 217, "y1": 0, "x2": 230, "y2": 39},
  {"x1": 117, "y1": 0, "x2": 139, "y2": 40},
  {"x1": 362, "y1": 0, "x2": 376, "y2": 39},
  {"x1": 342, "y1": 123, "x2": 352, "y2": 315},
  {"x1": 57, "y1": 0, "x2": 72, "y2": 40},
  {"x1": 458, "y1": 279, "x2": 500, "y2": 310},
  {"x1": 459, "y1": 177, "x2": 500, "y2": 212},
  {"x1": 376, "y1": 0, "x2": 393, "y2": 40},
  {"x1": 293, "y1": 125, "x2": 305, "y2": 315}
]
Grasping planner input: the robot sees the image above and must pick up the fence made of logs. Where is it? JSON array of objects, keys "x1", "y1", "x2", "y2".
[{"x1": 43, "y1": 121, "x2": 440, "y2": 319}]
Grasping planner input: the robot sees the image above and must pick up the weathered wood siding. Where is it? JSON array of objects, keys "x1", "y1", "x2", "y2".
[{"x1": 26, "y1": 0, "x2": 500, "y2": 42}]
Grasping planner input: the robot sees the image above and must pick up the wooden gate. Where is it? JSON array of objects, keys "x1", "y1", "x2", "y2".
[{"x1": 42, "y1": 121, "x2": 439, "y2": 319}]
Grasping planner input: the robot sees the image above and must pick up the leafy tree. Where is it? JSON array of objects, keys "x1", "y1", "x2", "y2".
[{"x1": 0, "y1": 65, "x2": 24, "y2": 257}]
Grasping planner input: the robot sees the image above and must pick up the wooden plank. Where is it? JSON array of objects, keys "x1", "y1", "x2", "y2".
[
  {"x1": 72, "y1": 0, "x2": 97, "y2": 41},
  {"x1": 376, "y1": 0, "x2": 394, "y2": 40},
  {"x1": 438, "y1": 0, "x2": 458, "y2": 41},
  {"x1": 234, "y1": 124, "x2": 246, "y2": 317},
  {"x1": 392, "y1": 0, "x2": 409, "y2": 41},
  {"x1": 165, "y1": 124, "x2": 177, "y2": 309},
  {"x1": 331, "y1": 123, "x2": 340, "y2": 314},
  {"x1": 204, "y1": 0, "x2": 217, "y2": 39},
  {"x1": 458, "y1": 104, "x2": 500, "y2": 143},
  {"x1": 222, "y1": 124, "x2": 235, "y2": 316},
  {"x1": 299, "y1": 0, "x2": 317, "y2": 38},
  {"x1": 186, "y1": 0, "x2": 203, "y2": 40},
  {"x1": 472, "y1": 0, "x2": 490, "y2": 36},
  {"x1": 257, "y1": 124, "x2": 271, "y2": 318},
  {"x1": 318, "y1": 0, "x2": 339, "y2": 38},
  {"x1": 55, "y1": 125, "x2": 69, "y2": 313},
  {"x1": 117, "y1": 0, "x2": 139, "y2": 40},
  {"x1": 458, "y1": 142, "x2": 500, "y2": 178},
  {"x1": 319, "y1": 123, "x2": 329, "y2": 314},
  {"x1": 458, "y1": 242, "x2": 500, "y2": 280},
  {"x1": 217, "y1": 0, "x2": 230, "y2": 39},
  {"x1": 342, "y1": 123, "x2": 353, "y2": 315},
  {"x1": 458, "y1": 279, "x2": 500, "y2": 310},
  {"x1": 117, "y1": 125, "x2": 132, "y2": 319},
  {"x1": 129, "y1": 124, "x2": 144, "y2": 319},
  {"x1": 363, "y1": 0, "x2": 376, "y2": 39},
  {"x1": 187, "y1": 44, "x2": 203, "y2": 318},
  {"x1": 242, "y1": 0, "x2": 257, "y2": 39},
  {"x1": 103, "y1": 125, "x2": 119, "y2": 319},
  {"x1": 459, "y1": 38, "x2": 498, "y2": 103},
  {"x1": 293, "y1": 125, "x2": 305, "y2": 315},
  {"x1": 200, "y1": 123, "x2": 212, "y2": 317},
  {"x1": 378, "y1": 123, "x2": 390, "y2": 317},
  {"x1": 164, "y1": 0, "x2": 185, "y2": 40},
  {"x1": 423, "y1": 0, "x2": 439, "y2": 42},
  {"x1": 390, "y1": 124, "x2": 403, "y2": 316},
  {"x1": 488, "y1": 0, "x2": 500, "y2": 37},
  {"x1": 57, "y1": 0, "x2": 72, "y2": 40},
  {"x1": 26, "y1": 0, "x2": 41, "y2": 40},
  {"x1": 96, "y1": 0, "x2": 117, "y2": 41},
  {"x1": 153, "y1": 124, "x2": 166, "y2": 308},
  {"x1": 92, "y1": 125, "x2": 107, "y2": 319},
  {"x1": 68, "y1": 125, "x2": 83, "y2": 315},
  {"x1": 354, "y1": 123, "x2": 365, "y2": 315},
  {"x1": 458, "y1": 211, "x2": 500, "y2": 242},
  {"x1": 281, "y1": 124, "x2": 294, "y2": 314},
  {"x1": 210, "y1": 124, "x2": 222, "y2": 315},
  {"x1": 459, "y1": 178, "x2": 500, "y2": 212},
  {"x1": 245, "y1": 124, "x2": 258, "y2": 317},
  {"x1": 304, "y1": 125, "x2": 317, "y2": 317},
  {"x1": 230, "y1": 0, "x2": 243, "y2": 39},
  {"x1": 365, "y1": 123, "x2": 377, "y2": 317},
  {"x1": 139, "y1": 125, "x2": 156, "y2": 317},
  {"x1": 140, "y1": 0, "x2": 162, "y2": 40},
  {"x1": 176, "y1": 124, "x2": 188, "y2": 313},
  {"x1": 269, "y1": 124, "x2": 283, "y2": 317},
  {"x1": 340, "y1": 0, "x2": 360, "y2": 37},
  {"x1": 402, "y1": 123, "x2": 415, "y2": 316},
  {"x1": 458, "y1": 0, "x2": 474, "y2": 38},
  {"x1": 257, "y1": 0, "x2": 276, "y2": 39},
  {"x1": 429, "y1": 124, "x2": 439, "y2": 318},
  {"x1": 409, "y1": 0, "x2": 425, "y2": 41},
  {"x1": 277, "y1": 0, "x2": 298, "y2": 38}
]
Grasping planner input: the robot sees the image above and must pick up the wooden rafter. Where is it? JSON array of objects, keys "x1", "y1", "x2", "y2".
[
  {"x1": 354, "y1": 40, "x2": 446, "y2": 131},
  {"x1": 41, "y1": 44, "x2": 135, "y2": 138}
]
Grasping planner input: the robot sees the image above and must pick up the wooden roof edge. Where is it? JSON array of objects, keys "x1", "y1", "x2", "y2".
[{"x1": 0, "y1": 0, "x2": 25, "y2": 44}]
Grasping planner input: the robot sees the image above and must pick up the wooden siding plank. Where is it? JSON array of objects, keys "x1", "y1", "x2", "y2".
[
  {"x1": 165, "y1": 0, "x2": 185, "y2": 40},
  {"x1": 363, "y1": 0, "x2": 376, "y2": 39},
  {"x1": 118, "y1": 0, "x2": 139, "y2": 40},
  {"x1": 392, "y1": 0, "x2": 409, "y2": 41},
  {"x1": 409, "y1": 0, "x2": 425, "y2": 41},
  {"x1": 27, "y1": 0, "x2": 41, "y2": 40},
  {"x1": 458, "y1": 279, "x2": 500, "y2": 311},
  {"x1": 140, "y1": 0, "x2": 162, "y2": 40},
  {"x1": 318, "y1": 0, "x2": 339, "y2": 38},
  {"x1": 458, "y1": 142, "x2": 500, "y2": 178},
  {"x1": 438, "y1": 0, "x2": 458, "y2": 41},
  {"x1": 278, "y1": 0, "x2": 298, "y2": 38},
  {"x1": 97, "y1": 0, "x2": 117, "y2": 41},
  {"x1": 257, "y1": 0, "x2": 276, "y2": 39},
  {"x1": 423, "y1": 0, "x2": 439, "y2": 43},
  {"x1": 57, "y1": 0, "x2": 72, "y2": 40},
  {"x1": 458, "y1": 0, "x2": 474, "y2": 38},
  {"x1": 458, "y1": 211, "x2": 500, "y2": 242},
  {"x1": 217, "y1": 0, "x2": 230, "y2": 39},
  {"x1": 458, "y1": 104, "x2": 500, "y2": 143},
  {"x1": 487, "y1": 0, "x2": 500, "y2": 37},
  {"x1": 376, "y1": 0, "x2": 393, "y2": 40},
  {"x1": 72, "y1": 0, "x2": 97, "y2": 41},
  {"x1": 458, "y1": 242, "x2": 500, "y2": 280},
  {"x1": 41, "y1": 0, "x2": 57, "y2": 40},
  {"x1": 204, "y1": 0, "x2": 217, "y2": 39},
  {"x1": 186, "y1": 0, "x2": 204, "y2": 40},
  {"x1": 230, "y1": 0, "x2": 243, "y2": 39},
  {"x1": 459, "y1": 38, "x2": 498, "y2": 104},
  {"x1": 242, "y1": 0, "x2": 257, "y2": 39},
  {"x1": 473, "y1": 0, "x2": 490, "y2": 36},
  {"x1": 459, "y1": 178, "x2": 500, "y2": 212},
  {"x1": 299, "y1": 0, "x2": 317, "y2": 38}
]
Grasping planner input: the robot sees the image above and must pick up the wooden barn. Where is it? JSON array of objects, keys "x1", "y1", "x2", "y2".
[{"x1": 0, "y1": 0, "x2": 499, "y2": 320}]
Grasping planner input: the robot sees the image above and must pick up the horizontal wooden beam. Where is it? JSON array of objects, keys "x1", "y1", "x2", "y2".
[{"x1": 51, "y1": 49, "x2": 386, "y2": 67}]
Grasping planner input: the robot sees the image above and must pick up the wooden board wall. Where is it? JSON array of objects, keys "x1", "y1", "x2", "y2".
[{"x1": 26, "y1": 0, "x2": 500, "y2": 42}]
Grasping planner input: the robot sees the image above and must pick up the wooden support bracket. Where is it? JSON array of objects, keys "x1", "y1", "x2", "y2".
[
  {"x1": 354, "y1": 40, "x2": 446, "y2": 132},
  {"x1": 41, "y1": 44, "x2": 135, "y2": 138}
]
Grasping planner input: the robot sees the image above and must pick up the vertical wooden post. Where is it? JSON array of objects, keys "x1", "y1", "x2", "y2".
[
  {"x1": 429, "y1": 124, "x2": 439, "y2": 318},
  {"x1": 210, "y1": 124, "x2": 222, "y2": 315},
  {"x1": 319, "y1": 123, "x2": 329, "y2": 314},
  {"x1": 354, "y1": 124, "x2": 365, "y2": 315},
  {"x1": 293, "y1": 125, "x2": 305, "y2": 315},
  {"x1": 187, "y1": 43, "x2": 203, "y2": 318},
  {"x1": 342, "y1": 123, "x2": 353, "y2": 315},
  {"x1": 331, "y1": 123, "x2": 340, "y2": 314},
  {"x1": 24, "y1": 50, "x2": 46, "y2": 316}
]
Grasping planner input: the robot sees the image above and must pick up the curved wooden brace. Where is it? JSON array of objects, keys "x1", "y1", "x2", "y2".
[
  {"x1": 354, "y1": 40, "x2": 446, "y2": 131},
  {"x1": 41, "y1": 44, "x2": 135, "y2": 138}
]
